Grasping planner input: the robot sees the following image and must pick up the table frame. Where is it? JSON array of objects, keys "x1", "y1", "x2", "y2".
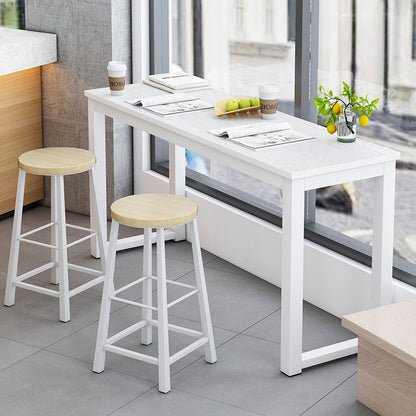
[{"x1": 86, "y1": 89, "x2": 397, "y2": 376}]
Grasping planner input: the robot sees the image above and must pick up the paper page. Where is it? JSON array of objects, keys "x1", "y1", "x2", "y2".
[
  {"x1": 231, "y1": 129, "x2": 315, "y2": 149},
  {"x1": 126, "y1": 93, "x2": 197, "y2": 107},
  {"x1": 209, "y1": 122, "x2": 290, "y2": 139},
  {"x1": 144, "y1": 99, "x2": 214, "y2": 115}
]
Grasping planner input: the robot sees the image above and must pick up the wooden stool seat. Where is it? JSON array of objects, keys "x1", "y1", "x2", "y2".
[
  {"x1": 110, "y1": 193, "x2": 198, "y2": 228},
  {"x1": 18, "y1": 147, "x2": 96, "y2": 175}
]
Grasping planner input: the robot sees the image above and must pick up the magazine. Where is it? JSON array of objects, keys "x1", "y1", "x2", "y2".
[
  {"x1": 209, "y1": 122, "x2": 315, "y2": 149},
  {"x1": 148, "y1": 72, "x2": 209, "y2": 90},
  {"x1": 126, "y1": 93, "x2": 196, "y2": 107},
  {"x1": 144, "y1": 99, "x2": 214, "y2": 115}
]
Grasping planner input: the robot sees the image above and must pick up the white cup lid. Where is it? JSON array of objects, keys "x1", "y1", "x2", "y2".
[
  {"x1": 107, "y1": 61, "x2": 127, "y2": 72},
  {"x1": 259, "y1": 82, "x2": 279, "y2": 94}
]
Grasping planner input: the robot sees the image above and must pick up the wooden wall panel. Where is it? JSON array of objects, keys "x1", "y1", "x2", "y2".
[{"x1": 0, "y1": 67, "x2": 44, "y2": 215}]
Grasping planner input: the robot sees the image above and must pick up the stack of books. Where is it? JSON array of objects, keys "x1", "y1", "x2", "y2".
[{"x1": 143, "y1": 71, "x2": 209, "y2": 93}]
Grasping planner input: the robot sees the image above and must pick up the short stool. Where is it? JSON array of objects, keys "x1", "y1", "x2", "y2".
[
  {"x1": 5, "y1": 147, "x2": 106, "y2": 322},
  {"x1": 93, "y1": 193, "x2": 217, "y2": 393}
]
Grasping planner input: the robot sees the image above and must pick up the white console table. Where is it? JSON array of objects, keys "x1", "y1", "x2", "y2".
[{"x1": 85, "y1": 83, "x2": 399, "y2": 376}]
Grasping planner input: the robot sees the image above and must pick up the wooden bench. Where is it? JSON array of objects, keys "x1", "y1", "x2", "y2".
[{"x1": 342, "y1": 299, "x2": 416, "y2": 416}]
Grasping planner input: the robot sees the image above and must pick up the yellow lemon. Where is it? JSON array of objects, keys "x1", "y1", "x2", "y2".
[
  {"x1": 332, "y1": 102, "x2": 342, "y2": 115},
  {"x1": 327, "y1": 123, "x2": 336, "y2": 134},
  {"x1": 359, "y1": 115, "x2": 369, "y2": 127}
]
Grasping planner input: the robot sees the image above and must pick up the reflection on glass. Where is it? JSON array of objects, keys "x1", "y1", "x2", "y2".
[
  {"x1": 170, "y1": 0, "x2": 296, "y2": 208},
  {"x1": 316, "y1": 0, "x2": 416, "y2": 264},
  {"x1": 0, "y1": 0, "x2": 21, "y2": 28}
]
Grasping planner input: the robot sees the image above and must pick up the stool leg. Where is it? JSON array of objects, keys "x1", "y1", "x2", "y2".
[
  {"x1": 157, "y1": 227, "x2": 171, "y2": 393},
  {"x1": 141, "y1": 227, "x2": 153, "y2": 345},
  {"x1": 189, "y1": 219, "x2": 217, "y2": 363},
  {"x1": 93, "y1": 219, "x2": 119, "y2": 373},
  {"x1": 89, "y1": 168, "x2": 106, "y2": 272},
  {"x1": 4, "y1": 169, "x2": 26, "y2": 306},
  {"x1": 50, "y1": 175, "x2": 59, "y2": 285},
  {"x1": 56, "y1": 175, "x2": 70, "y2": 322}
]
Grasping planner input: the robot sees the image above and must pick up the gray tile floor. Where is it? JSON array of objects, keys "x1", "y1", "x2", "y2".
[{"x1": 0, "y1": 205, "x2": 377, "y2": 416}]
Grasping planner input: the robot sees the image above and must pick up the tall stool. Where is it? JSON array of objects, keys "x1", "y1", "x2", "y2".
[
  {"x1": 4, "y1": 147, "x2": 106, "y2": 322},
  {"x1": 93, "y1": 193, "x2": 217, "y2": 393}
]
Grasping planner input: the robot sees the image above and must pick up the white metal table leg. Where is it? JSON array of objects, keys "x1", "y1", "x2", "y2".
[
  {"x1": 89, "y1": 168, "x2": 107, "y2": 272},
  {"x1": 94, "y1": 219, "x2": 119, "y2": 373},
  {"x1": 157, "y1": 227, "x2": 171, "y2": 393},
  {"x1": 50, "y1": 175, "x2": 59, "y2": 284},
  {"x1": 88, "y1": 102, "x2": 107, "y2": 258},
  {"x1": 169, "y1": 143, "x2": 186, "y2": 241},
  {"x1": 280, "y1": 178, "x2": 305, "y2": 376},
  {"x1": 56, "y1": 175, "x2": 70, "y2": 322},
  {"x1": 4, "y1": 169, "x2": 26, "y2": 306},
  {"x1": 189, "y1": 218, "x2": 217, "y2": 363},
  {"x1": 141, "y1": 227, "x2": 153, "y2": 345},
  {"x1": 371, "y1": 161, "x2": 396, "y2": 307}
]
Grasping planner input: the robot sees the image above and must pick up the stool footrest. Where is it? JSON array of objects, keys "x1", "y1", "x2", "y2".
[
  {"x1": 113, "y1": 275, "x2": 149, "y2": 296},
  {"x1": 67, "y1": 263, "x2": 103, "y2": 277},
  {"x1": 15, "y1": 281, "x2": 59, "y2": 297},
  {"x1": 19, "y1": 237, "x2": 57, "y2": 250},
  {"x1": 110, "y1": 296, "x2": 158, "y2": 311},
  {"x1": 19, "y1": 222, "x2": 55, "y2": 238},
  {"x1": 106, "y1": 320, "x2": 147, "y2": 345},
  {"x1": 103, "y1": 344, "x2": 159, "y2": 365},
  {"x1": 167, "y1": 289, "x2": 199, "y2": 309},
  {"x1": 149, "y1": 319, "x2": 203, "y2": 338},
  {"x1": 16, "y1": 262, "x2": 56, "y2": 282},
  {"x1": 66, "y1": 233, "x2": 97, "y2": 249},
  {"x1": 69, "y1": 275, "x2": 105, "y2": 297},
  {"x1": 170, "y1": 337, "x2": 209, "y2": 365}
]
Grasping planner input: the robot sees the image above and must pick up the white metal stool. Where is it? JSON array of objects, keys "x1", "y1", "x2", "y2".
[
  {"x1": 93, "y1": 193, "x2": 217, "y2": 393},
  {"x1": 4, "y1": 147, "x2": 106, "y2": 322}
]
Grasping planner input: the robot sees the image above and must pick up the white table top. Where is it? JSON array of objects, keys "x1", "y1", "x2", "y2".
[
  {"x1": 85, "y1": 83, "x2": 399, "y2": 182},
  {"x1": 0, "y1": 28, "x2": 57, "y2": 76}
]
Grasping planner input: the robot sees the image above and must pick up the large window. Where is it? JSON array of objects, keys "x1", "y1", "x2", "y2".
[
  {"x1": 152, "y1": 0, "x2": 416, "y2": 286},
  {"x1": 0, "y1": 0, "x2": 23, "y2": 28}
]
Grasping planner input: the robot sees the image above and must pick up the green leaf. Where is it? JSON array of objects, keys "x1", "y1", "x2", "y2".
[
  {"x1": 324, "y1": 118, "x2": 331, "y2": 125},
  {"x1": 371, "y1": 98, "x2": 379, "y2": 105},
  {"x1": 329, "y1": 90, "x2": 333, "y2": 96}
]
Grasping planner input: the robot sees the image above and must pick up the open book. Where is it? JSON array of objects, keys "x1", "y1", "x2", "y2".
[
  {"x1": 209, "y1": 122, "x2": 315, "y2": 149},
  {"x1": 126, "y1": 93, "x2": 213, "y2": 115}
]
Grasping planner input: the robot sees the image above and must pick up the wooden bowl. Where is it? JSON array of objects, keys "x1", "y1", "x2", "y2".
[{"x1": 214, "y1": 96, "x2": 260, "y2": 118}]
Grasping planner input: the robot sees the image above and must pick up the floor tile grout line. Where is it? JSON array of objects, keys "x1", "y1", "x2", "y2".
[
  {"x1": 173, "y1": 387, "x2": 269, "y2": 416},
  {"x1": 105, "y1": 384, "x2": 158, "y2": 416},
  {"x1": 170, "y1": 306, "x2": 282, "y2": 379},
  {"x1": 297, "y1": 371, "x2": 357, "y2": 416}
]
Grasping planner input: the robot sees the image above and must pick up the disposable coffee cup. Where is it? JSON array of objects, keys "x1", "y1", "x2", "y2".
[
  {"x1": 107, "y1": 61, "x2": 126, "y2": 96},
  {"x1": 259, "y1": 82, "x2": 279, "y2": 120}
]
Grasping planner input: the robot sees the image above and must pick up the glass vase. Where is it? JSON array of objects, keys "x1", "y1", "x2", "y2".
[{"x1": 337, "y1": 110, "x2": 356, "y2": 143}]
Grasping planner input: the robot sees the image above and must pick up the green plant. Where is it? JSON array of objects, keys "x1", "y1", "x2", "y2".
[{"x1": 314, "y1": 82, "x2": 379, "y2": 134}]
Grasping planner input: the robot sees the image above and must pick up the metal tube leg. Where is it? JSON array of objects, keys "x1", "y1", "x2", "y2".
[
  {"x1": 89, "y1": 168, "x2": 107, "y2": 273},
  {"x1": 56, "y1": 175, "x2": 70, "y2": 323},
  {"x1": 371, "y1": 161, "x2": 395, "y2": 307},
  {"x1": 280, "y1": 179, "x2": 305, "y2": 376},
  {"x1": 93, "y1": 219, "x2": 119, "y2": 373},
  {"x1": 157, "y1": 228, "x2": 171, "y2": 393},
  {"x1": 141, "y1": 227, "x2": 153, "y2": 345},
  {"x1": 189, "y1": 219, "x2": 217, "y2": 363},
  {"x1": 4, "y1": 169, "x2": 26, "y2": 306},
  {"x1": 50, "y1": 175, "x2": 59, "y2": 284}
]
